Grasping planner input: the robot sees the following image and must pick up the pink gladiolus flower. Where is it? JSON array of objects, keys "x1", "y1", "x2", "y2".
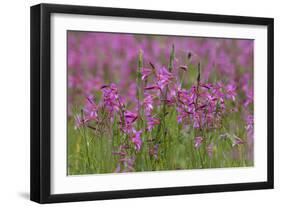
[
  {"x1": 193, "y1": 113, "x2": 200, "y2": 128},
  {"x1": 212, "y1": 82, "x2": 224, "y2": 99},
  {"x1": 101, "y1": 83, "x2": 121, "y2": 114},
  {"x1": 177, "y1": 88, "x2": 190, "y2": 104},
  {"x1": 177, "y1": 107, "x2": 192, "y2": 123},
  {"x1": 146, "y1": 116, "x2": 160, "y2": 131},
  {"x1": 244, "y1": 88, "x2": 253, "y2": 107},
  {"x1": 83, "y1": 95, "x2": 98, "y2": 121},
  {"x1": 124, "y1": 110, "x2": 138, "y2": 124},
  {"x1": 143, "y1": 94, "x2": 154, "y2": 115},
  {"x1": 131, "y1": 129, "x2": 142, "y2": 151},
  {"x1": 74, "y1": 114, "x2": 85, "y2": 129},
  {"x1": 189, "y1": 86, "x2": 198, "y2": 101},
  {"x1": 120, "y1": 110, "x2": 138, "y2": 133},
  {"x1": 166, "y1": 83, "x2": 180, "y2": 106},
  {"x1": 226, "y1": 83, "x2": 237, "y2": 101},
  {"x1": 67, "y1": 34, "x2": 255, "y2": 172},
  {"x1": 194, "y1": 136, "x2": 203, "y2": 149},
  {"x1": 156, "y1": 66, "x2": 173, "y2": 90}
]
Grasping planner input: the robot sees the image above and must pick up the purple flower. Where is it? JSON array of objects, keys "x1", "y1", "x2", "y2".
[
  {"x1": 207, "y1": 143, "x2": 214, "y2": 158},
  {"x1": 244, "y1": 88, "x2": 253, "y2": 107},
  {"x1": 226, "y1": 83, "x2": 237, "y2": 101},
  {"x1": 193, "y1": 113, "x2": 200, "y2": 129},
  {"x1": 212, "y1": 82, "x2": 224, "y2": 99},
  {"x1": 124, "y1": 110, "x2": 138, "y2": 125},
  {"x1": 156, "y1": 66, "x2": 173, "y2": 90},
  {"x1": 120, "y1": 110, "x2": 138, "y2": 133},
  {"x1": 176, "y1": 107, "x2": 192, "y2": 123},
  {"x1": 101, "y1": 83, "x2": 121, "y2": 115},
  {"x1": 189, "y1": 86, "x2": 198, "y2": 102},
  {"x1": 74, "y1": 97, "x2": 98, "y2": 129},
  {"x1": 194, "y1": 136, "x2": 203, "y2": 149},
  {"x1": 166, "y1": 83, "x2": 181, "y2": 106},
  {"x1": 177, "y1": 88, "x2": 190, "y2": 105},
  {"x1": 141, "y1": 67, "x2": 152, "y2": 80},
  {"x1": 146, "y1": 116, "x2": 160, "y2": 131},
  {"x1": 131, "y1": 129, "x2": 142, "y2": 151},
  {"x1": 143, "y1": 94, "x2": 154, "y2": 115},
  {"x1": 83, "y1": 95, "x2": 98, "y2": 122},
  {"x1": 74, "y1": 114, "x2": 85, "y2": 129},
  {"x1": 112, "y1": 145, "x2": 136, "y2": 172}
]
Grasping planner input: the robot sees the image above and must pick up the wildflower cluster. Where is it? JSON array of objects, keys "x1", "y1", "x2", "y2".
[{"x1": 68, "y1": 32, "x2": 254, "y2": 174}]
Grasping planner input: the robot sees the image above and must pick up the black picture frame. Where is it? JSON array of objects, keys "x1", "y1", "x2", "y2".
[{"x1": 30, "y1": 3, "x2": 274, "y2": 204}]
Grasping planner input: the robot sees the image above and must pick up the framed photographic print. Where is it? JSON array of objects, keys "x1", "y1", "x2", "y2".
[{"x1": 30, "y1": 3, "x2": 274, "y2": 203}]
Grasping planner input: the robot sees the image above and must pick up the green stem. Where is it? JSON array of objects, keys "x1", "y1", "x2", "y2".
[
  {"x1": 82, "y1": 125, "x2": 91, "y2": 169},
  {"x1": 168, "y1": 44, "x2": 175, "y2": 72},
  {"x1": 79, "y1": 110, "x2": 91, "y2": 169},
  {"x1": 137, "y1": 49, "x2": 143, "y2": 129}
]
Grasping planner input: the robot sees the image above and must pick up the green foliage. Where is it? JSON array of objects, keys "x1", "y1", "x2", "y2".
[{"x1": 68, "y1": 105, "x2": 253, "y2": 175}]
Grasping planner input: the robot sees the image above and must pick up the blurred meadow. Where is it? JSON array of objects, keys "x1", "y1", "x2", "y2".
[{"x1": 67, "y1": 31, "x2": 254, "y2": 175}]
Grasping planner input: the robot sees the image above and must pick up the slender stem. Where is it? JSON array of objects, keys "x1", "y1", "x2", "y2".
[
  {"x1": 80, "y1": 110, "x2": 91, "y2": 169},
  {"x1": 168, "y1": 44, "x2": 175, "y2": 72},
  {"x1": 137, "y1": 49, "x2": 143, "y2": 129}
]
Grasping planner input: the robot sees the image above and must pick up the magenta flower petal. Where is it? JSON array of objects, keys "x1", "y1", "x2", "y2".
[
  {"x1": 141, "y1": 67, "x2": 152, "y2": 80},
  {"x1": 131, "y1": 129, "x2": 142, "y2": 151},
  {"x1": 146, "y1": 116, "x2": 160, "y2": 131}
]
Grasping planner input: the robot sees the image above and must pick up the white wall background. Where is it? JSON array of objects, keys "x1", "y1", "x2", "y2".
[{"x1": 0, "y1": 0, "x2": 279, "y2": 206}]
